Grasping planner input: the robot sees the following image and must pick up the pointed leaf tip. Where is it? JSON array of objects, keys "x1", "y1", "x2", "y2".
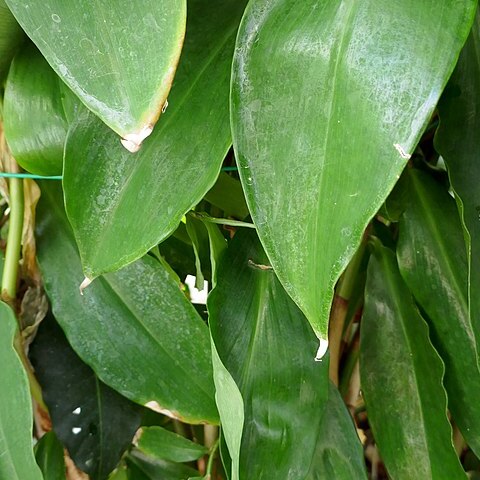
[
  {"x1": 120, "y1": 125, "x2": 154, "y2": 153},
  {"x1": 79, "y1": 277, "x2": 92, "y2": 295},
  {"x1": 315, "y1": 338, "x2": 329, "y2": 361}
]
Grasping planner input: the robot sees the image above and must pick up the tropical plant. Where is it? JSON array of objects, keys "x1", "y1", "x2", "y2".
[{"x1": 1, "y1": 0, "x2": 479, "y2": 479}]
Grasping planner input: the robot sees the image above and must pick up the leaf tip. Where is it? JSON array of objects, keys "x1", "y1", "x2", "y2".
[
  {"x1": 120, "y1": 124, "x2": 154, "y2": 153},
  {"x1": 79, "y1": 277, "x2": 92, "y2": 295},
  {"x1": 314, "y1": 338, "x2": 329, "y2": 361}
]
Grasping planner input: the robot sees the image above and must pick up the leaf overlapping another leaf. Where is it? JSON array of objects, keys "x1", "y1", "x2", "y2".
[{"x1": 231, "y1": 0, "x2": 477, "y2": 345}]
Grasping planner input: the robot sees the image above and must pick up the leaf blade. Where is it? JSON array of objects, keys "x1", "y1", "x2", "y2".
[
  {"x1": 360, "y1": 242, "x2": 466, "y2": 480},
  {"x1": 135, "y1": 426, "x2": 208, "y2": 464},
  {"x1": 208, "y1": 229, "x2": 366, "y2": 479},
  {"x1": 230, "y1": 0, "x2": 477, "y2": 342},
  {"x1": 63, "y1": 0, "x2": 247, "y2": 279},
  {"x1": 30, "y1": 314, "x2": 142, "y2": 479},
  {"x1": 36, "y1": 182, "x2": 218, "y2": 425},
  {"x1": 397, "y1": 169, "x2": 480, "y2": 457},
  {"x1": 0, "y1": 302, "x2": 43, "y2": 480},
  {"x1": 5, "y1": 0, "x2": 186, "y2": 141}
]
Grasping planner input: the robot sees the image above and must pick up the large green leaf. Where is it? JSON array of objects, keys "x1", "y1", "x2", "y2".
[
  {"x1": 36, "y1": 182, "x2": 218, "y2": 425},
  {"x1": 360, "y1": 242, "x2": 466, "y2": 480},
  {"x1": 63, "y1": 0, "x2": 247, "y2": 281},
  {"x1": 230, "y1": 0, "x2": 477, "y2": 347},
  {"x1": 5, "y1": 0, "x2": 185, "y2": 146},
  {"x1": 397, "y1": 169, "x2": 480, "y2": 456},
  {"x1": 208, "y1": 229, "x2": 366, "y2": 479},
  {"x1": 0, "y1": 0, "x2": 23, "y2": 83},
  {"x1": 0, "y1": 301, "x2": 43, "y2": 480},
  {"x1": 30, "y1": 313, "x2": 142, "y2": 479},
  {"x1": 436, "y1": 10, "x2": 480, "y2": 338},
  {"x1": 3, "y1": 43, "x2": 76, "y2": 175},
  {"x1": 34, "y1": 431, "x2": 66, "y2": 480}
]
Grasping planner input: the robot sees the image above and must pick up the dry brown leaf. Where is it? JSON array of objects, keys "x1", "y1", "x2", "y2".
[{"x1": 22, "y1": 178, "x2": 41, "y2": 283}]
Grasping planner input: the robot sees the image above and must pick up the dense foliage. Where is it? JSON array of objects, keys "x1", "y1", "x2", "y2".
[{"x1": 1, "y1": 1, "x2": 479, "y2": 479}]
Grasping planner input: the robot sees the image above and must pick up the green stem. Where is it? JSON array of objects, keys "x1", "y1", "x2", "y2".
[
  {"x1": 206, "y1": 438, "x2": 219, "y2": 479},
  {"x1": 189, "y1": 211, "x2": 255, "y2": 229},
  {"x1": 1, "y1": 176, "x2": 24, "y2": 303},
  {"x1": 0, "y1": 165, "x2": 48, "y2": 411}
]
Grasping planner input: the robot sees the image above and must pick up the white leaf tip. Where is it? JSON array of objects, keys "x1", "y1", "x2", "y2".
[
  {"x1": 79, "y1": 277, "x2": 92, "y2": 295},
  {"x1": 314, "y1": 338, "x2": 329, "y2": 361},
  {"x1": 120, "y1": 125, "x2": 154, "y2": 152}
]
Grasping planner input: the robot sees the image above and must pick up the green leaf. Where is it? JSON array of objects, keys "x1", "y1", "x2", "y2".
[
  {"x1": 0, "y1": 301, "x2": 43, "y2": 480},
  {"x1": 30, "y1": 314, "x2": 142, "y2": 479},
  {"x1": 5, "y1": 0, "x2": 186, "y2": 145},
  {"x1": 36, "y1": 182, "x2": 218, "y2": 425},
  {"x1": 360, "y1": 242, "x2": 466, "y2": 480},
  {"x1": 126, "y1": 450, "x2": 200, "y2": 480},
  {"x1": 135, "y1": 426, "x2": 208, "y2": 463},
  {"x1": 0, "y1": 0, "x2": 24, "y2": 83},
  {"x1": 34, "y1": 431, "x2": 66, "y2": 480},
  {"x1": 305, "y1": 384, "x2": 367, "y2": 479},
  {"x1": 397, "y1": 169, "x2": 480, "y2": 457},
  {"x1": 230, "y1": 0, "x2": 477, "y2": 345},
  {"x1": 3, "y1": 43, "x2": 76, "y2": 175},
  {"x1": 208, "y1": 229, "x2": 366, "y2": 479},
  {"x1": 210, "y1": 341, "x2": 244, "y2": 480},
  {"x1": 204, "y1": 172, "x2": 249, "y2": 220},
  {"x1": 63, "y1": 0, "x2": 247, "y2": 280},
  {"x1": 436, "y1": 10, "x2": 480, "y2": 339},
  {"x1": 185, "y1": 215, "x2": 208, "y2": 290}
]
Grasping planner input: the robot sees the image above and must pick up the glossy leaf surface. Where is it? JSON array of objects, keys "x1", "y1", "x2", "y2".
[
  {"x1": 397, "y1": 169, "x2": 480, "y2": 456},
  {"x1": 30, "y1": 314, "x2": 142, "y2": 479},
  {"x1": 135, "y1": 426, "x2": 207, "y2": 463},
  {"x1": 360, "y1": 243, "x2": 466, "y2": 480},
  {"x1": 34, "y1": 431, "x2": 66, "y2": 480},
  {"x1": 0, "y1": 0, "x2": 23, "y2": 82},
  {"x1": 436, "y1": 10, "x2": 480, "y2": 337},
  {"x1": 0, "y1": 302, "x2": 43, "y2": 480},
  {"x1": 36, "y1": 182, "x2": 218, "y2": 425},
  {"x1": 5, "y1": 0, "x2": 186, "y2": 143},
  {"x1": 3, "y1": 43, "x2": 73, "y2": 175},
  {"x1": 208, "y1": 229, "x2": 366, "y2": 479},
  {"x1": 231, "y1": 0, "x2": 476, "y2": 342},
  {"x1": 63, "y1": 0, "x2": 247, "y2": 280}
]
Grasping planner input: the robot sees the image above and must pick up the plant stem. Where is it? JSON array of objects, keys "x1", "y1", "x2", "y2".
[
  {"x1": 1, "y1": 176, "x2": 24, "y2": 303},
  {"x1": 204, "y1": 425, "x2": 218, "y2": 449},
  {"x1": 206, "y1": 438, "x2": 219, "y2": 479},
  {"x1": 0, "y1": 156, "x2": 48, "y2": 411}
]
